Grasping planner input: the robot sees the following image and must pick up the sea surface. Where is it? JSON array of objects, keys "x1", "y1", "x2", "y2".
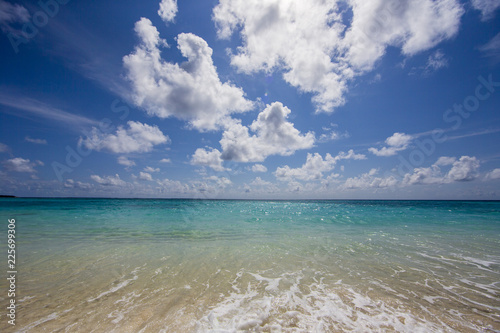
[{"x1": 0, "y1": 198, "x2": 499, "y2": 332}]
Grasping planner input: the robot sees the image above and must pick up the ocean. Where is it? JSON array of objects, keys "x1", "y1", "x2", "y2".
[{"x1": 0, "y1": 198, "x2": 499, "y2": 332}]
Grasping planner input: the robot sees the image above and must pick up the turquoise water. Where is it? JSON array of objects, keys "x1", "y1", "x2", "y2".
[{"x1": 0, "y1": 199, "x2": 499, "y2": 332}]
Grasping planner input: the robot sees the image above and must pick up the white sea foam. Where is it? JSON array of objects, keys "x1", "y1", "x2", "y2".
[
  {"x1": 196, "y1": 269, "x2": 443, "y2": 332},
  {"x1": 87, "y1": 266, "x2": 142, "y2": 302},
  {"x1": 422, "y1": 296, "x2": 440, "y2": 304},
  {"x1": 18, "y1": 308, "x2": 72, "y2": 333},
  {"x1": 461, "y1": 256, "x2": 499, "y2": 271},
  {"x1": 18, "y1": 295, "x2": 35, "y2": 303},
  {"x1": 64, "y1": 322, "x2": 79, "y2": 332},
  {"x1": 249, "y1": 273, "x2": 282, "y2": 292},
  {"x1": 17, "y1": 312, "x2": 59, "y2": 333}
]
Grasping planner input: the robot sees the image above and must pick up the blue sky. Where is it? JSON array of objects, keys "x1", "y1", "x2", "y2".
[{"x1": 0, "y1": 0, "x2": 499, "y2": 199}]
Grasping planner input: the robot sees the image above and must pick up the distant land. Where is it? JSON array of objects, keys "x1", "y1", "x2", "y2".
[{"x1": 0, "y1": 195, "x2": 16, "y2": 198}]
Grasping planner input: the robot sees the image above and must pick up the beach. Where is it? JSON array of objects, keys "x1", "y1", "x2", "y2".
[{"x1": 0, "y1": 198, "x2": 499, "y2": 332}]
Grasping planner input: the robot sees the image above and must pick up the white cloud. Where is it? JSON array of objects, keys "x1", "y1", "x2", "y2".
[
  {"x1": 219, "y1": 102, "x2": 315, "y2": 162},
  {"x1": 343, "y1": 168, "x2": 398, "y2": 189},
  {"x1": 3, "y1": 158, "x2": 43, "y2": 173},
  {"x1": 80, "y1": 121, "x2": 170, "y2": 154},
  {"x1": 471, "y1": 0, "x2": 500, "y2": 20},
  {"x1": 479, "y1": 32, "x2": 500, "y2": 60},
  {"x1": 318, "y1": 124, "x2": 348, "y2": 143},
  {"x1": 156, "y1": 178, "x2": 190, "y2": 193},
  {"x1": 191, "y1": 148, "x2": 227, "y2": 171},
  {"x1": 320, "y1": 172, "x2": 341, "y2": 188},
  {"x1": 426, "y1": 50, "x2": 448, "y2": 72},
  {"x1": 447, "y1": 156, "x2": 480, "y2": 181},
  {"x1": 0, "y1": 93, "x2": 99, "y2": 129},
  {"x1": 0, "y1": 0, "x2": 29, "y2": 34},
  {"x1": 118, "y1": 156, "x2": 136, "y2": 167},
  {"x1": 25, "y1": 136, "x2": 47, "y2": 145},
  {"x1": 480, "y1": 32, "x2": 500, "y2": 51},
  {"x1": 346, "y1": 0, "x2": 463, "y2": 67},
  {"x1": 246, "y1": 176, "x2": 281, "y2": 194},
  {"x1": 485, "y1": 168, "x2": 500, "y2": 180},
  {"x1": 250, "y1": 177, "x2": 273, "y2": 187},
  {"x1": 318, "y1": 130, "x2": 345, "y2": 143},
  {"x1": 213, "y1": 0, "x2": 351, "y2": 113},
  {"x1": 205, "y1": 175, "x2": 232, "y2": 188},
  {"x1": 213, "y1": 0, "x2": 463, "y2": 112},
  {"x1": 123, "y1": 18, "x2": 253, "y2": 131},
  {"x1": 276, "y1": 153, "x2": 335, "y2": 182},
  {"x1": 160, "y1": 158, "x2": 171, "y2": 163},
  {"x1": 90, "y1": 174, "x2": 127, "y2": 186},
  {"x1": 385, "y1": 132, "x2": 412, "y2": 147},
  {"x1": 251, "y1": 164, "x2": 268, "y2": 173},
  {"x1": 64, "y1": 179, "x2": 92, "y2": 190},
  {"x1": 434, "y1": 156, "x2": 456, "y2": 166},
  {"x1": 402, "y1": 166, "x2": 443, "y2": 185},
  {"x1": 403, "y1": 155, "x2": 480, "y2": 185},
  {"x1": 158, "y1": 0, "x2": 178, "y2": 23},
  {"x1": 369, "y1": 146, "x2": 402, "y2": 157},
  {"x1": 0, "y1": 143, "x2": 8, "y2": 153},
  {"x1": 144, "y1": 166, "x2": 160, "y2": 173},
  {"x1": 139, "y1": 172, "x2": 153, "y2": 181},
  {"x1": 275, "y1": 149, "x2": 366, "y2": 181},
  {"x1": 369, "y1": 132, "x2": 412, "y2": 157},
  {"x1": 189, "y1": 177, "x2": 235, "y2": 195}
]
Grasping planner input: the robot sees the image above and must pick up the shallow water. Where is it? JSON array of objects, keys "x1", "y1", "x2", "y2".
[{"x1": 0, "y1": 199, "x2": 499, "y2": 332}]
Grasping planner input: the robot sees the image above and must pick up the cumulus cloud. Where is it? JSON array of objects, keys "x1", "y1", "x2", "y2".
[
  {"x1": 447, "y1": 156, "x2": 480, "y2": 181},
  {"x1": 213, "y1": 0, "x2": 350, "y2": 112},
  {"x1": 434, "y1": 156, "x2": 456, "y2": 166},
  {"x1": 386, "y1": 132, "x2": 412, "y2": 147},
  {"x1": 144, "y1": 166, "x2": 160, "y2": 173},
  {"x1": 139, "y1": 172, "x2": 153, "y2": 181},
  {"x1": 191, "y1": 148, "x2": 227, "y2": 171},
  {"x1": 79, "y1": 121, "x2": 170, "y2": 154},
  {"x1": 369, "y1": 132, "x2": 412, "y2": 157},
  {"x1": 123, "y1": 18, "x2": 253, "y2": 131},
  {"x1": 485, "y1": 168, "x2": 500, "y2": 180},
  {"x1": 471, "y1": 0, "x2": 500, "y2": 20},
  {"x1": 118, "y1": 156, "x2": 136, "y2": 167},
  {"x1": 275, "y1": 149, "x2": 366, "y2": 181},
  {"x1": 343, "y1": 168, "x2": 398, "y2": 189},
  {"x1": 205, "y1": 175, "x2": 232, "y2": 188},
  {"x1": 25, "y1": 136, "x2": 47, "y2": 145},
  {"x1": 250, "y1": 177, "x2": 273, "y2": 187},
  {"x1": 219, "y1": 102, "x2": 315, "y2": 162},
  {"x1": 160, "y1": 158, "x2": 171, "y2": 163},
  {"x1": 346, "y1": 0, "x2": 463, "y2": 66},
  {"x1": 64, "y1": 179, "x2": 92, "y2": 190},
  {"x1": 246, "y1": 176, "x2": 280, "y2": 194},
  {"x1": 156, "y1": 178, "x2": 190, "y2": 193},
  {"x1": 158, "y1": 0, "x2": 178, "y2": 23},
  {"x1": 251, "y1": 164, "x2": 268, "y2": 173},
  {"x1": 3, "y1": 158, "x2": 43, "y2": 173},
  {"x1": 213, "y1": 0, "x2": 463, "y2": 112},
  {"x1": 403, "y1": 155, "x2": 480, "y2": 185},
  {"x1": 275, "y1": 153, "x2": 335, "y2": 181},
  {"x1": 90, "y1": 174, "x2": 127, "y2": 186},
  {"x1": 402, "y1": 166, "x2": 443, "y2": 185}
]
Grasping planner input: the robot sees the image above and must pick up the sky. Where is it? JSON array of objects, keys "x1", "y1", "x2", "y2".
[{"x1": 0, "y1": 0, "x2": 500, "y2": 199}]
